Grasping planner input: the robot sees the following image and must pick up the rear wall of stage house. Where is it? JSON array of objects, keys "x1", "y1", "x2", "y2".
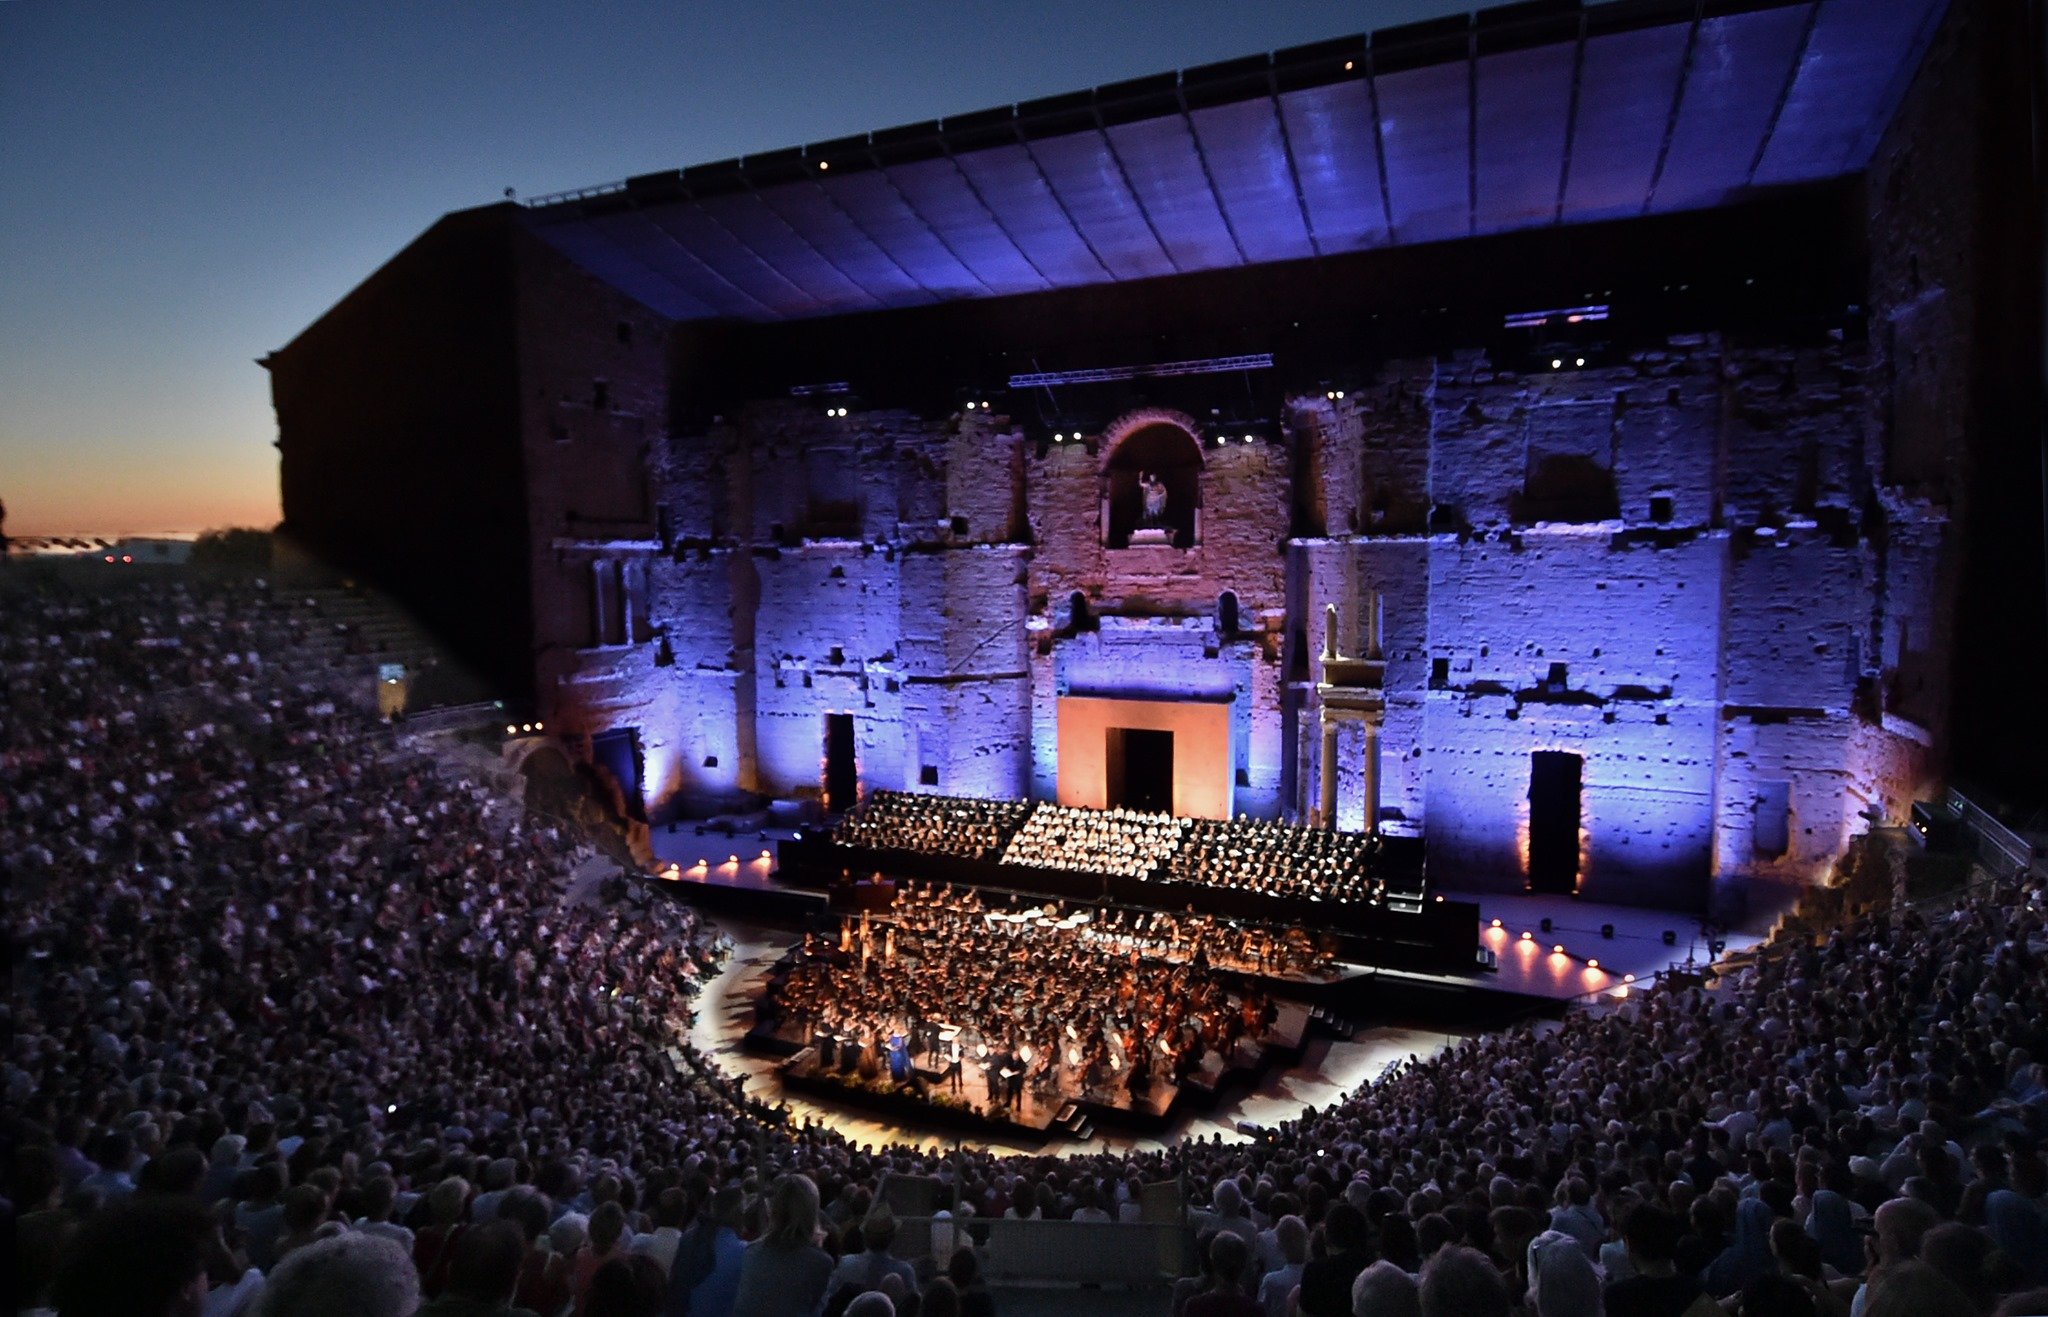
[{"x1": 522, "y1": 266, "x2": 1939, "y2": 900}]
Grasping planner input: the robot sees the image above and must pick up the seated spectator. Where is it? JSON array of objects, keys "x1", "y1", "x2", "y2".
[
  {"x1": 1417, "y1": 1246, "x2": 1509, "y2": 1317},
  {"x1": 1259, "y1": 1215, "x2": 1308, "y2": 1317},
  {"x1": 1185, "y1": 1231, "x2": 1260, "y2": 1317},
  {"x1": 1299, "y1": 1204, "x2": 1371, "y2": 1317},
  {"x1": 825, "y1": 1203, "x2": 916, "y2": 1302},
  {"x1": 586, "y1": 1255, "x2": 667, "y2": 1317},
  {"x1": 421, "y1": 1219, "x2": 536, "y2": 1317},
  {"x1": 1605, "y1": 1205, "x2": 1718, "y2": 1317},
  {"x1": 52, "y1": 1196, "x2": 216, "y2": 1317},
  {"x1": 253, "y1": 1232, "x2": 421, "y2": 1317},
  {"x1": 1350, "y1": 1262, "x2": 1421, "y2": 1317},
  {"x1": 732, "y1": 1174, "x2": 833, "y2": 1317}
]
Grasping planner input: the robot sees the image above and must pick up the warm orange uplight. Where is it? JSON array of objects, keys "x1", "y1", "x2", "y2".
[
  {"x1": 1552, "y1": 944, "x2": 1565, "y2": 954},
  {"x1": 1491, "y1": 918, "x2": 1503, "y2": 928},
  {"x1": 1520, "y1": 931, "x2": 1532, "y2": 941},
  {"x1": 1586, "y1": 958, "x2": 1599, "y2": 969}
]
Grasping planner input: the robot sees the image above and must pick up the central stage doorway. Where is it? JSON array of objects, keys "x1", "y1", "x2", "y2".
[
  {"x1": 1107, "y1": 727, "x2": 1175, "y2": 814},
  {"x1": 823, "y1": 713, "x2": 857, "y2": 814},
  {"x1": 1055, "y1": 695, "x2": 1234, "y2": 820},
  {"x1": 1528, "y1": 750, "x2": 1583, "y2": 894}
]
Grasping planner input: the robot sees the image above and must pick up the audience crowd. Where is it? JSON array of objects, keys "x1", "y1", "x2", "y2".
[{"x1": 7, "y1": 576, "x2": 2048, "y2": 1317}]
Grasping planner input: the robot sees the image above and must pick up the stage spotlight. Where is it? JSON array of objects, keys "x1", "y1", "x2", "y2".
[
  {"x1": 1552, "y1": 944, "x2": 1564, "y2": 954},
  {"x1": 1662, "y1": 930, "x2": 1677, "y2": 946},
  {"x1": 1490, "y1": 918, "x2": 1502, "y2": 928},
  {"x1": 818, "y1": 160, "x2": 829, "y2": 171},
  {"x1": 1624, "y1": 973, "x2": 1636, "y2": 983},
  {"x1": 535, "y1": 721, "x2": 543, "y2": 731},
  {"x1": 1520, "y1": 931, "x2": 1532, "y2": 941},
  {"x1": 1551, "y1": 358, "x2": 1562, "y2": 369},
  {"x1": 1540, "y1": 917, "x2": 1553, "y2": 934},
  {"x1": 1601, "y1": 923, "x2": 1614, "y2": 939},
  {"x1": 1575, "y1": 357, "x2": 1586, "y2": 367},
  {"x1": 505, "y1": 725, "x2": 517, "y2": 735},
  {"x1": 1587, "y1": 958, "x2": 1599, "y2": 969}
]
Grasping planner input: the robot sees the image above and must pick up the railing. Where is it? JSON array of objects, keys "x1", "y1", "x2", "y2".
[
  {"x1": 1944, "y1": 788, "x2": 2041, "y2": 875},
  {"x1": 396, "y1": 700, "x2": 508, "y2": 736},
  {"x1": 890, "y1": 1216, "x2": 1187, "y2": 1284},
  {"x1": 522, "y1": 180, "x2": 629, "y2": 209}
]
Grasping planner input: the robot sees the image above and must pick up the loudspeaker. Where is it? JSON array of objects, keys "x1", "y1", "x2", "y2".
[
  {"x1": 1540, "y1": 917, "x2": 1553, "y2": 934},
  {"x1": 1662, "y1": 930, "x2": 1677, "y2": 946},
  {"x1": 1601, "y1": 923, "x2": 1615, "y2": 940}
]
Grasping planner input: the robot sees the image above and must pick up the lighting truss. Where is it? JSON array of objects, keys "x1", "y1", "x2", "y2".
[{"x1": 1008, "y1": 353, "x2": 1274, "y2": 389}]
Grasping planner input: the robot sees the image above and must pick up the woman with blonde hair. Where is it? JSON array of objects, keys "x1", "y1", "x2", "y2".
[{"x1": 732, "y1": 1173, "x2": 835, "y2": 1317}]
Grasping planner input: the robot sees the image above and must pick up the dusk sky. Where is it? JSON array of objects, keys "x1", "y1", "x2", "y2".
[{"x1": 0, "y1": 0, "x2": 1476, "y2": 539}]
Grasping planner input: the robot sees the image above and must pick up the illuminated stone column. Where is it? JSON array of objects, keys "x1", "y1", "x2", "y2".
[
  {"x1": 1317, "y1": 589, "x2": 1386, "y2": 835},
  {"x1": 1319, "y1": 717, "x2": 1340, "y2": 830},
  {"x1": 1361, "y1": 716, "x2": 1381, "y2": 836}
]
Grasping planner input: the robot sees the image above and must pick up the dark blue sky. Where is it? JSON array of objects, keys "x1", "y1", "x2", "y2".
[{"x1": 0, "y1": 0, "x2": 1468, "y2": 536}]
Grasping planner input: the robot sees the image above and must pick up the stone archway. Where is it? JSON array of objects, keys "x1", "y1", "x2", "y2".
[{"x1": 1101, "y1": 408, "x2": 1205, "y2": 549}]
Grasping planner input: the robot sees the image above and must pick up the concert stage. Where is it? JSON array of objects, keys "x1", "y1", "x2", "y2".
[
  {"x1": 774, "y1": 834, "x2": 1480, "y2": 977},
  {"x1": 742, "y1": 981, "x2": 1315, "y2": 1146},
  {"x1": 647, "y1": 823, "x2": 1747, "y2": 1013}
]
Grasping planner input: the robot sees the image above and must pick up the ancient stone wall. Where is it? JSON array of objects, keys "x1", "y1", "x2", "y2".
[{"x1": 516, "y1": 221, "x2": 1946, "y2": 906}]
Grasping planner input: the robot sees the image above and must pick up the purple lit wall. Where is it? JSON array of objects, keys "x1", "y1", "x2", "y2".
[{"x1": 515, "y1": 256, "x2": 1938, "y2": 915}]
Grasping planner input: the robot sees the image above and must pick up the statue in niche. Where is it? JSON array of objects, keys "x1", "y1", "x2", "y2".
[{"x1": 1140, "y1": 472, "x2": 1170, "y2": 526}]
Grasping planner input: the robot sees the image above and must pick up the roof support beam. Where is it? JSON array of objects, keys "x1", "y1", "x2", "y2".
[
  {"x1": 1553, "y1": 12, "x2": 1589, "y2": 225},
  {"x1": 1177, "y1": 87, "x2": 1251, "y2": 268},
  {"x1": 1093, "y1": 109, "x2": 1183, "y2": 274},
  {"x1": 1266, "y1": 68, "x2": 1324, "y2": 260},
  {"x1": 1746, "y1": 2, "x2": 1823, "y2": 186},
  {"x1": 1643, "y1": 2, "x2": 1707, "y2": 214},
  {"x1": 1015, "y1": 129, "x2": 1118, "y2": 281}
]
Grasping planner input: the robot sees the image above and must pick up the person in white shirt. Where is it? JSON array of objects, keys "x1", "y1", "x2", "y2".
[
  {"x1": 1257, "y1": 1215, "x2": 1308, "y2": 1317},
  {"x1": 351, "y1": 1177, "x2": 414, "y2": 1254}
]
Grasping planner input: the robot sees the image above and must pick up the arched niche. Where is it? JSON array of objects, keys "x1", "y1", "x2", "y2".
[{"x1": 1101, "y1": 410, "x2": 1204, "y2": 549}]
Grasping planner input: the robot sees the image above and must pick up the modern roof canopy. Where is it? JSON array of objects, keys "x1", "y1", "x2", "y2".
[{"x1": 521, "y1": 0, "x2": 1946, "y2": 325}]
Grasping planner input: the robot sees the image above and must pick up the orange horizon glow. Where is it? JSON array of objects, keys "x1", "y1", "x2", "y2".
[{"x1": 5, "y1": 460, "x2": 280, "y2": 541}]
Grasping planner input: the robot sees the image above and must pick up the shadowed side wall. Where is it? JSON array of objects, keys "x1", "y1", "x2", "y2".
[{"x1": 269, "y1": 205, "x2": 530, "y2": 697}]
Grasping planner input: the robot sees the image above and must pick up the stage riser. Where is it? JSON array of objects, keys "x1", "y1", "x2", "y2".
[{"x1": 782, "y1": 836, "x2": 1478, "y2": 975}]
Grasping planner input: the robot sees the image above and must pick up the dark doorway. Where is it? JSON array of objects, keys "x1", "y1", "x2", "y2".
[
  {"x1": 824, "y1": 713, "x2": 858, "y2": 813},
  {"x1": 1107, "y1": 728, "x2": 1175, "y2": 814},
  {"x1": 1527, "y1": 751, "x2": 1582, "y2": 894},
  {"x1": 591, "y1": 727, "x2": 645, "y2": 822}
]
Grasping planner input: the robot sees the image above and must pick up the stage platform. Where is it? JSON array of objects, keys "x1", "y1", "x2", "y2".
[
  {"x1": 646, "y1": 824, "x2": 1750, "y2": 1015},
  {"x1": 744, "y1": 970, "x2": 1315, "y2": 1145}
]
